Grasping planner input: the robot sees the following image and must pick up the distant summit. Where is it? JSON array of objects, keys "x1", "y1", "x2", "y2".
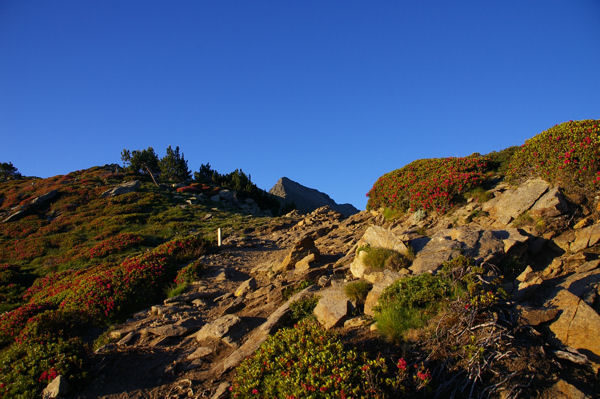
[{"x1": 269, "y1": 177, "x2": 359, "y2": 217}]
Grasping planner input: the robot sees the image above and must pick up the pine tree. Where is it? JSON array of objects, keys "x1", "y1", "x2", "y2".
[
  {"x1": 159, "y1": 146, "x2": 191, "y2": 183},
  {"x1": 0, "y1": 162, "x2": 21, "y2": 181}
]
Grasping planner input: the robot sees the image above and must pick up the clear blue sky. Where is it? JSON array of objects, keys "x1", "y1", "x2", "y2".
[{"x1": 1, "y1": 1, "x2": 599, "y2": 209}]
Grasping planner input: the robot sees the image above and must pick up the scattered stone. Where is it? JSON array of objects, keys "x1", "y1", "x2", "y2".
[
  {"x1": 570, "y1": 223, "x2": 600, "y2": 253},
  {"x1": 548, "y1": 289, "x2": 600, "y2": 359},
  {"x1": 196, "y1": 314, "x2": 243, "y2": 346},
  {"x1": 101, "y1": 181, "x2": 141, "y2": 198},
  {"x1": 146, "y1": 324, "x2": 190, "y2": 338},
  {"x1": 294, "y1": 253, "x2": 318, "y2": 272},
  {"x1": 313, "y1": 287, "x2": 352, "y2": 329},
  {"x1": 187, "y1": 346, "x2": 213, "y2": 360},
  {"x1": 235, "y1": 277, "x2": 257, "y2": 297},
  {"x1": 553, "y1": 348, "x2": 590, "y2": 365},
  {"x1": 364, "y1": 283, "x2": 386, "y2": 317},
  {"x1": 574, "y1": 217, "x2": 593, "y2": 230},
  {"x1": 42, "y1": 375, "x2": 69, "y2": 399},
  {"x1": 218, "y1": 189, "x2": 235, "y2": 201},
  {"x1": 214, "y1": 292, "x2": 233, "y2": 302},
  {"x1": 221, "y1": 296, "x2": 245, "y2": 315},
  {"x1": 363, "y1": 268, "x2": 407, "y2": 286},
  {"x1": 246, "y1": 285, "x2": 274, "y2": 300},
  {"x1": 539, "y1": 379, "x2": 592, "y2": 399},
  {"x1": 117, "y1": 331, "x2": 137, "y2": 346},
  {"x1": 517, "y1": 305, "x2": 559, "y2": 326},
  {"x1": 192, "y1": 298, "x2": 207, "y2": 307},
  {"x1": 343, "y1": 316, "x2": 369, "y2": 329},
  {"x1": 214, "y1": 286, "x2": 319, "y2": 376},
  {"x1": 516, "y1": 265, "x2": 534, "y2": 282},
  {"x1": 211, "y1": 382, "x2": 231, "y2": 399},
  {"x1": 109, "y1": 330, "x2": 123, "y2": 340},
  {"x1": 275, "y1": 236, "x2": 320, "y2": 273}
]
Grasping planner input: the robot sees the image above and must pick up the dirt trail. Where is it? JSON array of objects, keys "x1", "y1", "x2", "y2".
[{"x1": 77, "y1": 207, "x2": 373, "y2": 398}]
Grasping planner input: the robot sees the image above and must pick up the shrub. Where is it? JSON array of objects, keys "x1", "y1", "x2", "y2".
[
  {"x1": 288, "y1": 296, "x2": 320, "y2": 323},
  {"x1": 0, "y1": 337, "x2": 87, "y2": 399},
  {"x1": 419, "y1": 261, "x2": 548, "y2": 398},
  {"x1": 174, "y1": 259, "x2": 205, "y2": 285},
  {"x1": 374, "y1": 273, "x2": 458, "y2": 341},
  {"x1": 367, "y1": 156, "x2": 492, "y2": 214},
  {"x1": 282, "y1": 280, "x2": 313, "y2": 300},
  {"x1": 357, "y1": 245, "x2": 412, "y2": 272},
  {"x1": 344, "y1": 280, "x2": 372, "y2": 304},
  {"x1": 87, "y1": 233, "x2": 145, "y2": 259},
  {"x1": 486, "y1": 146, "x2": 519, "y2": 174},
  {"x1": 165, "y1": 282, "x2": 189, "y2": 298},
  {"x1": 506, "y1": 120, "x2": 600, "y2": 201},
  {"x1": 464, "y1": 186, "x2": 493, "y2": 203},
  {"x1": 231, "y1": 319, "x2": 391, "y2": 398}
]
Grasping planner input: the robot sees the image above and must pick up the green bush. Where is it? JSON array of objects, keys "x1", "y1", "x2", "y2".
[
  {"x1": 0, "y1": 337, "x2": 87, "y2": 399},
  {"x1": 344, "y1": 281, "x2": 372, "y2": 304},
  {"x1": 165, "y1": 282, "x2": 189, "y2": 298},
  {"x1": 506, "y1": 120, "x2": 600, "y2": 200},
  {"x1": 375, "y1": 273, "x2": 458, "y2": 341},
  {"x1": 282, "y1": 280, "x2": 313, "y2": 300},
  {"x1": 357, "y1": 245, "x2": 412, "y2": 272},
  {"x1": 231, "y1": 319, "x2": 391, "y2": 398},
  {"x1": 174, "y1": 259, "x2": 205, "y2": 285},
  {"x1": 486, "y1": 146, "x2": 519, "y2": 174},
  {"x1": 288, "y1": 296, "x2": 320, "y2": 323},
  {"x1": 367, "y1": 156, "x2": 492, "y2": 214}
]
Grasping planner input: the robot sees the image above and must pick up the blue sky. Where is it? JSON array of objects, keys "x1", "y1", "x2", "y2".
[{"x1": 1, "y1": 1, "x2": 599, "y2": 209}]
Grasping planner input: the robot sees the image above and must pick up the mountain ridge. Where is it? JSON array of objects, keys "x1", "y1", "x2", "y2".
[{"x1": 269, "y1": 176, "x2": 359, "y2": 217}]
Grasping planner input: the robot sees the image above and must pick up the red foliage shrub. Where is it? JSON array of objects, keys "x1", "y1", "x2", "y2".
[{"x1": 367, "y1": 156, "x2": 491, "y2": 214}]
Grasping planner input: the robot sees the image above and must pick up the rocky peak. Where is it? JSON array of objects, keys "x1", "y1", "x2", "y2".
[{"x1": 269, "y1": 176, "x2": 359, "y2": 217}]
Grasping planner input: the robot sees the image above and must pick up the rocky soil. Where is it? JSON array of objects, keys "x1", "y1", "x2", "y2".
[{"x1": 58, "y1": 177, "x2": 600, "y2": 398}]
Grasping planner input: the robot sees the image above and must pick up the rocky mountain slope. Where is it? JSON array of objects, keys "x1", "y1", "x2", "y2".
[
  {"x1": 69, "y1": 174, "x2": 600, "y2": 398},
  {"x1": 2, "y1": 120, "x2": 600, "y2": 398},
  {"x1": 269, "y1": 176, "x2": 359, "y2": 217}
]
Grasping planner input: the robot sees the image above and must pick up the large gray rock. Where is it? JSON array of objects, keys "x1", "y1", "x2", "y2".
[
  {"x1": 42, "y1": 375, "x2": 69, "y2": 399},
  {"x1": 539, "y1": 379, "x2": 591, "y2": 399},
  {"x1": 409, "y1": 226, "x2": 528, "y2": 274},
  {"x1": 269, "y1": 177, "x2": 358, "y2": 217},
  {"x1": 547, "y1": 289, "x2": 600, "y2": 360},
  {"x1": 482, "y1": 178, "x2": 550, "y2": 225},
  {"x1": 234, "y1": 277, "x2": 257, "y2": 297},
  {"x1": 364, "y1": 281, "x2": 391, "y2": 317},
  {"x1": 145, "y1": 324, "x2": 190, "y2": 338},
  {"x1": 570, "y1": 223, "x2": 600, "y2": 253},
  {"x1": 274, "y1": 236, "x2": 320, "y2": 273},
  {"x1": 214, "y1": 286, "x2": 319, "y2": 376},
  {"x1": 313, "y1": 287, "x2": 352, "y2": 329},
  {"x1": 3, "y1": 189, "x2": 59, "y2": 223},
  {"x1": 101, "y1": 180, "x2": 141, "y2": 198},
  {"x1": 361, "y1": 225, "x2": 410, "y2": 256},
  {"x1": 196, "y1": 314, "x2": 242, "y2": 346},
  {"x1": 529, "y1": 187, "x2": 568, "y2": 218},
  {"x1": 409, "y1": 234, "x2": 462, "y2": 274},
  {"x1": 350, "y1": 225, "x2": 411, "y2": 280}
]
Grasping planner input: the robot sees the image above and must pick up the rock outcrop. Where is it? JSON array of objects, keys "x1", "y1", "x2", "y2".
[
  {"x1": 101, "y1": 180, "x2": 141, "y2": 198},
  {"x1": 3, "y1": 189, "x2": 59, "y2": 223},
  {"x1": 269, "y1": 177, "x2": 358, "y2": 217}
]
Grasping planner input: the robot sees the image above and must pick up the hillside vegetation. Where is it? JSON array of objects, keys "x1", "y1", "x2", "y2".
[
  {"x1": 0, "y1": 163, "x2": 276, "y2": 397},
  {"x1": 1, "y1": 120, "x2": 599, "y2": 398},
  {"x1": 367, "y1": 119, "x2": 600, "y2": 217}
]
